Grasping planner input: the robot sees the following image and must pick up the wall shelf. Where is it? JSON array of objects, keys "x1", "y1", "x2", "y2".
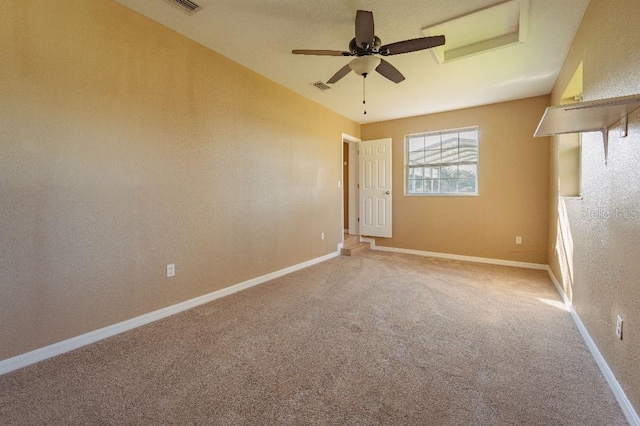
[{"x1": 534, "y1": 94, "x2": 640, "y2": 164}]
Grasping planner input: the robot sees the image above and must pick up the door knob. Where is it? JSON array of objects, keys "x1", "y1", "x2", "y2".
[{"x1": 385, "y1": 191, "x2": 391, "y2": 194}]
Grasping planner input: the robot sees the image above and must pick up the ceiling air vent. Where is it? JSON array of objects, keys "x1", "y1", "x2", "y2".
[
  {"x1": 313, "y1": 81, "x2": 331, "y2": 91},
  {"x1": 164, "y1": 0, "x2": 202, "y2": 15}
]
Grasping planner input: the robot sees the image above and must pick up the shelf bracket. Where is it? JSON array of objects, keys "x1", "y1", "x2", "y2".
[
  {"x1": 601, "y1": 128, "x2": 609, "y2": 165},
  {"x1": 621, "y1": 114, "x2": 628, "y2": 138},
  {"x1": 601, "y1": 113, "x2": 629, "y2": 164}
]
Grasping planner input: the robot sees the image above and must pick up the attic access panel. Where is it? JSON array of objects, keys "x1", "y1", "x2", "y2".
[{"x1": 422, "y1": 0, "x2": 529, "y2": 63}]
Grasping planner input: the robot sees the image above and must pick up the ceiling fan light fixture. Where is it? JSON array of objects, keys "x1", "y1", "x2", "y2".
[{"x1": 349, "y1": 56, "x2": 381, "y2": 76}]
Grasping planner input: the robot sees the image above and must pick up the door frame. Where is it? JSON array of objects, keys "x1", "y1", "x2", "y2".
[{"x1": 342, "y1": 133, "x2": 360, "y2": 237}]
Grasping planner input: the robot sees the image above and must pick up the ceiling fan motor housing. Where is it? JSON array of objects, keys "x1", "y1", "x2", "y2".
[{"x1": 349, "y1": 37, "x2": 382, "y2": 56}]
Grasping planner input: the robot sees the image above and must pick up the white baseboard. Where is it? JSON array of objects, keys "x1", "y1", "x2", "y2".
[
  {"x1": 0, "y1": 249, "x2": 341, "y2": 376},
  {"x1": 362, "y1": 238, "x2": 546, "y2": 270},
  {"x1": 547, "y1": 268, "x2": 640, "y2": 426}
]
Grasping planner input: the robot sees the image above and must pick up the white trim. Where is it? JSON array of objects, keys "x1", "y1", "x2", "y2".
[
  {"x1": 545, "y1": 267, "x2": 572, "y2": 307},
  {"x1": 342, "y1": 133, "x2": 361, "y2": 241},
  {"x1": 365, "y1": 239, "x2": 547, "y2": 270},
  {"x1": 546, "y1": 268, "x2": 640, "y2": 426},
  {"x1": 0, "y1": 249, "x2": 342, "y2": 376},
  {"x1": 341, "y1": 133, "x2": 361, "y2": 144}
]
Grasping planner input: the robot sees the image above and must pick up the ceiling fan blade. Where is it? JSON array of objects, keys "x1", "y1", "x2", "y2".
[
  {"x1": 375, "y1": 58, "x2": 405, "y2": 84},
  {"x1": 292, "y1": 49, "x2": 351, "y2": 57},
  {"x1": 327, "y1": 64, "x2": 353, "y2": 84},
  {"x1": 355, "y1": 10, "x2": 375, "y2": 48},
  {"x1": 380, "y1": 35, "x2": 445, "y2": 56}
]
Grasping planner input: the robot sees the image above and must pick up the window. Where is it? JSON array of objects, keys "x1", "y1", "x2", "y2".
[{"x1": 405, "y1": 126, "x2": 479, "y2": 195}]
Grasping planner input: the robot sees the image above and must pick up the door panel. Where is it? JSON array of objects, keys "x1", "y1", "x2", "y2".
[{"x1": 359, "y1": 138, "x2": 392, "y2": 238}]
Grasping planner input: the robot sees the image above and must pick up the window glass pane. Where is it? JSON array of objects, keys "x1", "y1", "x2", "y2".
[
  {"x1": 441, "y1": 134, "x2": 458, "y2": 151},
  {"x1": 458, "y1": 164, "x2": 477, "y2": 178},
  {"x1": 408, "y1": 136, "x2": 424, "y2": 153},
  {"x1": 459, "y1": 130, "x2": 478, "y2": 147},
  {"x1": 409, "y1": 150, "x2": 426, "y2": 165},
  {"x1": 411, "y1": 167, "x2": 424, "y2": 179},
  {"x1": 439, "y1": 179, "x2": 456, "y2": 193},
  {"x1": 424, "y1": 149, "x2": 441, "y2": 164},
  {"x1": 424, "y1": 134, "x2": 440, "y2": 151},
  {"x1": 424, "y1": 178, "x2": 439, "y2": 193},
  {"x1": 441, "y1": 166, "x2": 458, "y2": 179},
  {"x1": 459, "y1": 147, "x2": 477, "y2": 163},
  {"x1": 458, "y1": 179, "x2": 476, "y2": 193},
  {"x1": 408, "y1": 179, "x2": 422, "y2": 193},
  {"x1": 441, "y1": 146, "x2": 458, "y2": 163},
  {"x1": 424, "y1": 166, "x2": 440, "y2": 179}
]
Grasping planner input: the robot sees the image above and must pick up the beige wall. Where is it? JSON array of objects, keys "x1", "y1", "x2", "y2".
[
  {"x1": 361, "y1": 96, "x2": 550, "y2": 265},
  {"x1": 0, "y1": 0, "x2": 358, "y2": 361},
  {"x1": 548, "y1": 0, "x2": 640, "y2": 412}
]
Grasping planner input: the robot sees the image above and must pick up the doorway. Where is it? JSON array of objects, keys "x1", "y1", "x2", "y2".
[{"x1": 342, "y1": 134, "x2": 360, "y2": 237}]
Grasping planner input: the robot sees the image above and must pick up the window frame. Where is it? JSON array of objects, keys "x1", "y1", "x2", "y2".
[{"x1": 404, "y1": 126, "x2": 480, "y2": 197}]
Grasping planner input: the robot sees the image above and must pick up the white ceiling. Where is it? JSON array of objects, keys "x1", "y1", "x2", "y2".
[{"x1": 114, "y1": 0, "x2": 590, "y2": 124}]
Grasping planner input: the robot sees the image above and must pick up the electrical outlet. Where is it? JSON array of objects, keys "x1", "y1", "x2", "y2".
[
  {"x1": 321, "y1": 232, "x2": 325, "y2": 240},
  {"x1": 516, "y1": 236, "x2": 522, "y2": 244},
  {"x1": 167, "y1": 263, "x2": 175, "y2": 278},
  {"x1": 616, "y1": 315, "x2": 623, "y2": 339}
]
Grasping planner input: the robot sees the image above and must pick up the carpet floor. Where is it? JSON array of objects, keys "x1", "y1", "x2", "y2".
[{"x1": 0, "y1": 250, "x2": 628, "y2": 425}]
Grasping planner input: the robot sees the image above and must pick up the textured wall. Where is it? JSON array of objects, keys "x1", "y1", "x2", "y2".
[
  {"x1": 0, "y1": 0, "x2": 358, "y2": 360},
  {"x1": 548, "y1": 0, "x2": 640, "y2": 412},
  {"x1": 361, "y1": 96, "x2": 550, "y2": 265}
]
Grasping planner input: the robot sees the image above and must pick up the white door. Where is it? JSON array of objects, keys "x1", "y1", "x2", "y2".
[{"x1": 359, "y1": 138, "x2": 392, "y2": 238}]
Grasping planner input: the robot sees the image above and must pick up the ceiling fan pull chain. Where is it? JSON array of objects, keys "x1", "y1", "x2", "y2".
[{"x1": 363, "y1": 74, "x2": 367, "y2": 115}]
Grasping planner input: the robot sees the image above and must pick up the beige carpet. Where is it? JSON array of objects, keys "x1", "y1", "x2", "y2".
[{"x1": 0, "y1": 250, "x2": 628, "y2": 425}]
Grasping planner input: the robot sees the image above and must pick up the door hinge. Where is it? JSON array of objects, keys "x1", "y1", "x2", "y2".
[{"x1": 357, "y1": 217, "x2": 360, "y2": 222}]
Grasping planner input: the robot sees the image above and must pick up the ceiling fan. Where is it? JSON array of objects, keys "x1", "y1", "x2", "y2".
[{"x1": 292, "y1": 10, "x2": 445, "y2": 85}]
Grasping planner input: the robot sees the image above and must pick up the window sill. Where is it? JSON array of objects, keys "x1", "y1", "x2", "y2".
[{"x1": 559, "y1": 195, "x2": 583, "y2": 201}]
